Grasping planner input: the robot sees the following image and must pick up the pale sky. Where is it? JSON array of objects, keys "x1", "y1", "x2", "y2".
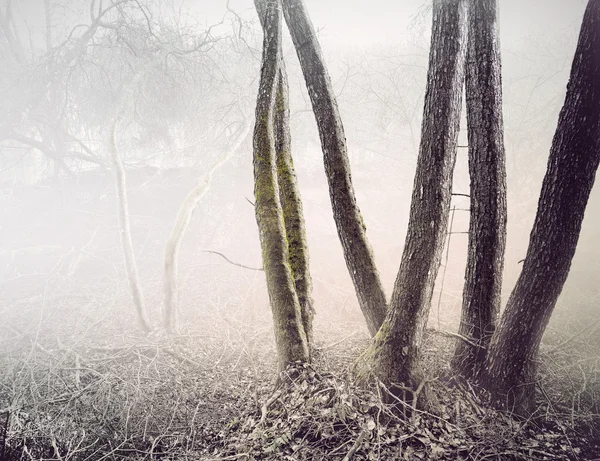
[{"x1": 9, "y1": 0, "x2": 588, "y2": 52}]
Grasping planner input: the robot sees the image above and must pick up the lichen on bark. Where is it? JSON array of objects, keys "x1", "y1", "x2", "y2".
[{"x1": 253, "y1": 0, "x2": 309, "y2": 370}]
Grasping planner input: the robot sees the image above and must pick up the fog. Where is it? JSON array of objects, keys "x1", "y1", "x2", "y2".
[
  {"x1": 2, "y1": 0, "x2": 600, "y2": 458},
  {"x1": 1, "y1": 0, "x2": 597, "y2": 337}
]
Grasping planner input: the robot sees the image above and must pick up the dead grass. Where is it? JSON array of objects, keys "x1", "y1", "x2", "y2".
[{"x1": 0, "y1": 277, "x2": 599, "y2": 460}]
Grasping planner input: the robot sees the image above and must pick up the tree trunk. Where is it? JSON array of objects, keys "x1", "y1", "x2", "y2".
[
  {"x1": 282, "y1": 0, "x2": 387, "y2": 336},
  {"x1": 483, "y1": 0, "x2": 600, "y2": 414},
  {"x1": 109, "y1": 118, "x2": 152, "y2": 334},
  {"x1": 255, "y1": 0, "x2": 315, "y2": 348},
  {"x1": 253, "y1": 0, "x2": 309, "y2": 370},
  {"x1": 163, "y1": 122, "x2": 250, "y2": 333},
  {"x1": 451, "y1": 0, "x2": 507, "y2": 380},
  {"x1": 355, "y1": 0, "x2": 468, "y2": 402}
]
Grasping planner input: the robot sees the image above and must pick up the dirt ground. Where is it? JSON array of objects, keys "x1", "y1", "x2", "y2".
[
  {"x1": 1, "y1": 175, "x2": 599, "y2": 460},
  {"x1": 0, "y1": 280, "x2": 599, "y2": 460}
]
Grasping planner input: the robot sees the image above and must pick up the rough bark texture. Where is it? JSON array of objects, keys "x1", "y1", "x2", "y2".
[
  {"x1": 355, "y1": 0, "x2": 468, "y2": 400},
  {"x1": 484, "y1": 0, "x2": 600, "y2": 414},
  {"x1": 255, "y1": 0, "x2": 315, "y2": 348},
  {"x1": 282, "y1": 0, "x2": 387, "y2": 336},
  {"x1": 163, "y1": 123, "x2": 250, "y2": 333},
  {"x1": 109, "y1": 119, "x2": 152, "y2": 334},
  {"x1": 451, "y1": 0, "x2": 507, "y2": 380},
  {"x1": 253, "y1": 0, "x2": 309, "y2": 370}
]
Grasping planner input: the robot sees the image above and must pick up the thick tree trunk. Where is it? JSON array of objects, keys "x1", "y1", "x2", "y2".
[
  {"x1": 253, "y1": 0, "x2": 309, "y2": 370},
  {"x1": 451, "y1": 0, "x2": 507, "y2": 380},
  {"x1": 483, "y1": 0, "x2": 600, "y2": 414},
  {"x1": 255, "y1": 0, "x2": 315, "y2": 348},
  {"x1": 281, "y1": 0, "x2": 387, "y2": 336},
  {"x1": 355, "y1": 0, "x2": 468, "y2": 402},
  {"x1": 109, "y1": 119, "x2": 152, "y2": 334}
]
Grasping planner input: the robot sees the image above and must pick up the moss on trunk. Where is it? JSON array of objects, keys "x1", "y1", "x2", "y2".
[{"x1": 253, "y1": 0, "x2": 309, "y2": 370}]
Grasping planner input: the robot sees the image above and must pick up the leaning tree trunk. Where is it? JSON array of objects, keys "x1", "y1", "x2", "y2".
[
  {"x1": 255, "y1": 0, "x2": 315, "y2": 347},
  {"x1": 483, "y1": 0, "x2": 600, "y2": 414},
  {"x1": 163, "y1": 122, "x2": 250, "y2": 333},
  {"x1": 253, "y1": 0, "x2": 309, "y2": 370},
  {"x1": 451, "y1": 0, "x2": 507, "y2": 381},
  {"x1": 282, "y1": 0, "x2": 387, "y2": 336},
  {"x1": 355, "y1": 0, "x2": 468, "y2": 404},
  {"x1": 109, "y1": 118, "x2": 152, "y2": 333}
]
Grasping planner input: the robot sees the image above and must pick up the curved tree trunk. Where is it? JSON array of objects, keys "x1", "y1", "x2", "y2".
[
  {"x1": 355, "y1": 0, "x2": 468, "y2": 403},
  {"x1": 255, "y1": 0, "x2": 315, "y2": 348},
  {"x1": 109, "y1": 118, "x2": 152, "y2": 334},
  {"x1": 253, "y1": 0, "x2": 309, "y2": 370},
  {"x1": 281, "y1": 0, "x2": 387, "y2": 336},
  {"x1": 162, "y1": 122, "x2": 250, "y2": 333},
  {"x1": 483, "y1": 0, "x2": 600, "y2": 414},
  {"x1": 451, "y1": 0, "x2": 507, "y2": 381}
]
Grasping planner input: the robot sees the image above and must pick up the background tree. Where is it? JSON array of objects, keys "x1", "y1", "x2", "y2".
[
  {"x1": 451, "y1": 0, "x2": 507, "y2": 380},
  {"x1": 483, "y1": 0, "x2": 600, "y2": 414},
  {"x1": 253, "y1": 0, "x2": 309, "y2": 370},
  {"x1": 282, "y1": 0, "x2": 387, "y2": 336},
  {"x1": 355, "y1": 0, "x2": 468, "y2": 403}
]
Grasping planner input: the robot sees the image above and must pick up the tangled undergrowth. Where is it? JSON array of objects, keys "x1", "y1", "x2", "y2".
[
  {"x1": 0, "y1": 313, "x2": 598, "y2": 461},
  {"x1": 209, "y1": 360, "x2": 596, "y2": 461}
]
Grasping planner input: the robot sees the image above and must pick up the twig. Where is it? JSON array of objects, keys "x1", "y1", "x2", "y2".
[
  {"x1": 428, "y1": 328, "x2": 485, "y2": 349},
  {"x1": 260, "y1": 389, "x2": 282, "y2": 425},
  {"x1": 202, "y1": 250, "x2": 263, "y2": 271},
  {"x1": 342, "y1": 430, "x2": 367, "y2": 461},
  {"x1": 323, "y1": 330, "x2": 360, "y2": 349}
]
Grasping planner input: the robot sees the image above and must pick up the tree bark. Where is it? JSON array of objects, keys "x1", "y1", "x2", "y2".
[
  {"x1": 355, "y1": 0, "x2": 468, "y2": 402},
  {"x1": 451, "y1": 0, "x2": 507, "y2": 380},
  {"x1": 253, "y1": 0, "x2": 309, "y2": 370},
  {"x1": 483, "y1": 0, "x2": 600, "y2": 414},
  {"x1": 255, "y1": 0, "x2": 315, "y2": 348},
  {"x1": 281, "y1": 0, "x2": 387, "y2": 336}
]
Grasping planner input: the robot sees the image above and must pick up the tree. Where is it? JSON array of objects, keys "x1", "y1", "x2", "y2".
[
  {"x1": 451, "y1": 0, "x2": 507, "y2": 380},
  {"x1": 253, "y1": 0, "x2": 309, "y2": 370},
  {"x1": 255, "y1": 0, "x2": 315, "y2": 347},
  {"x1": 109, "y1": 117, "x2": 152, "y2": 333},
  {"x1": 355, "y1": 0, "x2": 468, "y2": 403},
  {"x1": 162, "y1": 120, "x2": 251, "y2": 333},
  {"x1": 282, "y1": 0, "x2": 387, "y2": 336},
  {"x1": 483, "y1": 0, "x2": 600, "y2": 414}
]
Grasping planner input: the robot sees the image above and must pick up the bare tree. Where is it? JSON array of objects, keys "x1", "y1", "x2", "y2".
[
  {"x1": 162, "y1": 120, "x2": 251, "y2": 333},
  {"x1": 483, "y1": 0, "x2": 600, "y2": 414},
  {"x1": 109, "y1": 117, "x2": 152, "y2": 333},
  {"x1": 253, "y1": 0, "x2": 309, "y2": 370},
  {"x1": 451, "y1": 0, "x2": 507, "y2": 380},
  {"x1": 355, "y1": 0, "x2": 468, "y2": 405},
  {"x1": 282, "y1": 0, "x2": 387, "y2": 336},
  {"x1": 255, "y1": 0, "x2": 315, "y2": 347}
]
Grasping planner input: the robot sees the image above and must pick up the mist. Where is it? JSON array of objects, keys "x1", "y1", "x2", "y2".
[{"x1": 1, "y1": 0, "x2": 599, "y2": 459}]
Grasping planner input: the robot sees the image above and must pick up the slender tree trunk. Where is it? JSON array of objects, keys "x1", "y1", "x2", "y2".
[
  {"x1": 253, "y1": 0, "x2": 309, "y2": 370},
  {"x1": 483, "y1": 0, "x2": 600, "y2": 414},
  {"x1": 109, "y1": 118, "x2": 152, "y2": 333},
  {"x1": 355, "y1": 0, "x2": 468, "y2": 403},
  {"x1": 255, "y1": 0, "x2": 315, "y2": 347},
  {"x1": 163, "y1": 123, "x2": 250, "y2": 333},
  {"x1": 451, "y1": 0, "x2": 507, "y2": 380},
  {"x1": 281, "y1": 0, "x2": 387, "y2": 336}
]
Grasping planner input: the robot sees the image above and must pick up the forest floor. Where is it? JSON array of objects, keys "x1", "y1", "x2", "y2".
[{"x1": 0, "y1": 287, "x2": 599, "y2": 461}]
